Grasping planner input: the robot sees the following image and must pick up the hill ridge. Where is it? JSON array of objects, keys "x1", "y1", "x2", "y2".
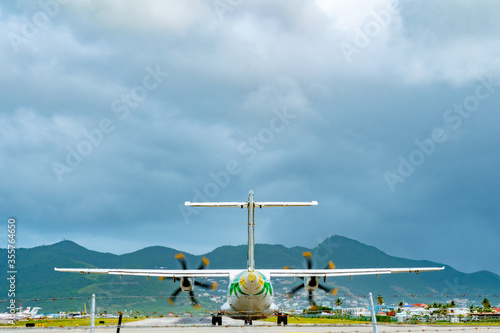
[{"x1": 2, "y1": 235, "x2": 499, "y2": 313}]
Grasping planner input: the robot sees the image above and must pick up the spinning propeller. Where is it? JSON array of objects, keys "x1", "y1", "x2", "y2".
[
  {"x1": 165, "y1": 253, "x2": 217, "y2": 308},
  {"x1": 286, "y1": 252, "x2": 338, "y2": 305}
]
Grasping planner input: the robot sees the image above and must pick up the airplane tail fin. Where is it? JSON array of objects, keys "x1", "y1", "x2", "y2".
[
  {"x1": 30, "y1": 307, "x2": 41, "y2": 317},
  {"x1": 185, "y1": 190, "x2": 318, "y2": 271}
]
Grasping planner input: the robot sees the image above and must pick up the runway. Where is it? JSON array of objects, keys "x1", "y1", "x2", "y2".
[
  {"x1": 1, "y1": 317, "x2": 498, "y2": 333},
  {"x1": 121, "y1": 318, "x2": 500, "y2": 332},
  {"x1": 122, "y1": 316, "x2": 269, "y2": 326}
]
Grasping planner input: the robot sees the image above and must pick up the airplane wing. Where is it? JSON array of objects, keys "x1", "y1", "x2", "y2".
[
  {"x1": 54, "y1": 268, "x2": 242, "y2": 279},
  {"x1": 262, "y1": 266, "x2": 444, "y2": 278},
  {"x1": 56, "y1": 266, "x2": 444, "y2": 279}
]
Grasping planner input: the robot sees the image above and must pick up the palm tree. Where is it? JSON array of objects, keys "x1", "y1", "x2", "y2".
[
  {"x1": 482, "y1": 298, "x2": 491, "y2": 311},
  {"x1": 376, "y1": 295, "x2": 384, "y2": 307},
  {"x1": 335, "y1": 298, "x2": 343, "y2": 308}
]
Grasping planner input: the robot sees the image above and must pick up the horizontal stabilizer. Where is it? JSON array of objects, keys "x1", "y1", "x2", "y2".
[
  {"x1": 185, "y1": 202, "x2": 247, "y2": 208},
  {"x1": 255, "y1": 201, "x2": 318, "y2": 208},
  {"x1": 185, "y1": 201, "x2": 318, "y2": 208}
]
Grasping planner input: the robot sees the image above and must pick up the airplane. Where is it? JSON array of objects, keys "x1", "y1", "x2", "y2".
[
  {"x1": 0, "y1": 307, "x2": 42, "y2": 321},
  {"x1": 55, "y1": 190, "x2": 444, "y2": 326},
  {"x1": 69, "y1": 313, "x2": 91, "y2": 319},
  {"x1": 0, "y1": 306, "x2": 31, "y2": 320},
  {"x1": 0, "y1": 309, "x2": 24, "y2": 321}
]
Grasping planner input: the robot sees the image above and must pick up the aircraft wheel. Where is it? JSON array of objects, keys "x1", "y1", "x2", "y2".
[
  {"x1": 277, "y1": 314, "x2": 287, "y2": 326},
  {"x1": 212, "y1": 314, "x2": 222, "y2": 326}
]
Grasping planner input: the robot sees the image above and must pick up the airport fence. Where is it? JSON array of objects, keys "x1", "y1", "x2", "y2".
[{"x1": 1, "y1": 293, "x2": 499, "y2": 318}]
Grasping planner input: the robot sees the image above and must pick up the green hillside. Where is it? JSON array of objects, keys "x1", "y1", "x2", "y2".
[
  {"x1": 1, "y1": 236, "x2": 499, "y2": 314},
  {"x1": 310, "y1": 236, "x2": 500, "y2": 298}
]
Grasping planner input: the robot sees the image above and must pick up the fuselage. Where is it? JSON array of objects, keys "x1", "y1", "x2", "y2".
[{"x1": 221, "y1": 269, "x2": 279, "y2": 320}]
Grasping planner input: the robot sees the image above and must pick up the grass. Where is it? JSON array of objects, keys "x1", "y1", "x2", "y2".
[
  {"x1": 0, "y1": 317, "x2": 141, "y2": 327},
  {"x1": 430, "y1": 321, "x2": 500, "y2": 326},
  {"x1": 261, "y1": 316, "x2": 370, "y2": 325},
  {"x1": 3, "y1": 316, "x2": 499, "y2": 327},
  {"x1": 261, "y1": 316, "x2": 500, "y2": 326}
]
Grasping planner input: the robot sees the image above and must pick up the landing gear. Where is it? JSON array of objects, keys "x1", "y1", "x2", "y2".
[
  {"x1": 277, "y1": 313, "x2": 288, "y2": 326},
  {"x1": 211, "y1": 314, "x2": 222, "y2": 326},
  {"x1": 244, "y1": 319, "x2": 253, "y2": 325}
]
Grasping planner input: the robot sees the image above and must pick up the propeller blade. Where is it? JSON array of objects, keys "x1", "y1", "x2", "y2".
[
  {"x1": 175, "y1": 253, "x2": 187, "y2": 270},
  {"x1": 317, "y1": 283, "x2": 329, "y2": 293},
  {"x1": 169, "y1": 254, "x2": 215, "y2": 308},
  {"x1": 194, "y1": 280, "x2": 218, "y2": 290},
  {"x1": 318, "y1": 283, "x2": 338, "y2": 295},
  {"x1": 194, "y1": 280, "x2": 208, "y2": 288},
  {"x1": 308, "y1": 291, "x2": 314, "y2": 305},
  {"x1": 303, "y1": 252, "x2": 313, "y2": 269},
  {"x1": 167, "y1": 287, "x2": 182, "y2": 306},
  {"x1": 291, "y1": 283, "x2": 304, "y2": 294},
  {"x1": 197, "y1": 257, "x2": 210, "y2": 270},
  {"x1": 189, "y1": 291, "x2": 202, "y2": 309},
  {"x1": 287, "y1": 283, "x2": 304, "y2": 298},
  {"x1": 288, "y1": 253, "x2": 338, "y2": 305}
]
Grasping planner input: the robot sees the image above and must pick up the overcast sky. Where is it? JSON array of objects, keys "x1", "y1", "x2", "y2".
[{"x1": 1, "y1": 0, "x2": 499, "y2": 275}]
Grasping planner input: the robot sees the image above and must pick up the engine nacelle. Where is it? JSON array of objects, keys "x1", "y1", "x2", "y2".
[
  {"x1": 180, "y1": 277, "x2": 194, "y2": 292},
  {"x1": 304, "y1": 277, "x2": 319, "y2": 292}
]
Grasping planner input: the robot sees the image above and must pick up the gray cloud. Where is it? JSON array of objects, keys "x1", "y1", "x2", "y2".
[{"x1": 1, "y1": 0, "x2": 499, "y2": 275}]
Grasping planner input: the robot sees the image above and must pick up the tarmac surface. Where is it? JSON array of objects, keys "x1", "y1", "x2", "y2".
[{"x1": 1, "y1": 317, "x2": 500, "y2": 333}]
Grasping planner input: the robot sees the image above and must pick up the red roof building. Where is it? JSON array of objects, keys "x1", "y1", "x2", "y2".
[{"x1": 411, "y1": 303, "x2": 428, "y2": 308}]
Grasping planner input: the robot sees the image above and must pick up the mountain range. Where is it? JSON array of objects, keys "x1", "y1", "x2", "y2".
[{"x1": 1, "y1": 235, "x2": 499, "y2": 314}]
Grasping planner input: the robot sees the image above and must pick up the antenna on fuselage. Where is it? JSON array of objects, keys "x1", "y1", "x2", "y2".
[{"x1": 185, "y1": 190, "x2": 318, "y2": 271}]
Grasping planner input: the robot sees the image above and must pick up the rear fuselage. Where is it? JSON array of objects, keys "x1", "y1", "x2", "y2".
[{"x1": 221, "y1": 269, "x2": 279, "y2": 320}]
